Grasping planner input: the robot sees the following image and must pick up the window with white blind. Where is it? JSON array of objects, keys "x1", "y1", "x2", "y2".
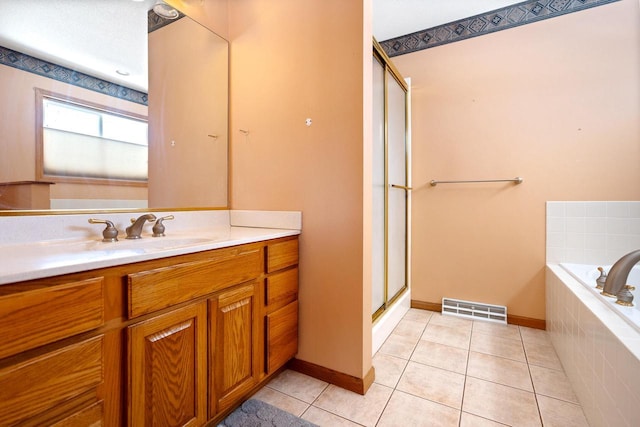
[{"x1": 36, "y1": 89, "x2": 148, "y2": 185}]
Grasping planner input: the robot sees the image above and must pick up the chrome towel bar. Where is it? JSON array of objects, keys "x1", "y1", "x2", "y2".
[{"x1": 430, "y1": 177, "x2": 523, "y2": 187}]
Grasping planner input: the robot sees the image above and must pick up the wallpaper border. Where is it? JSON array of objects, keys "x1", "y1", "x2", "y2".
[{"x1": 379, "y1": 0, "x2": 621, "y2": 57}]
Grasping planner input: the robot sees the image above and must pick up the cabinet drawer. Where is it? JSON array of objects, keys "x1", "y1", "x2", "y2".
[
  {"x1": 51, "y1": 400, "x2": 103, "y2": 427},
  {"x1": 128, "y1": 247, "x2": 262, "y2": 318},
  {"x1": 0, "y1": 335, "x2": 104, "y2": 426},
  {"x1": 0, "y1": 277, "x2": 104, "y2": 359},
  {"x1": 266, "y1": 267, "x2": 298, "y2": 309},
  {"x1": 266, "y1": 301, "x2": 298, "y2": 373},
  {"x1": 267, "y1": 239, "x2": 299, "y2": 273}
]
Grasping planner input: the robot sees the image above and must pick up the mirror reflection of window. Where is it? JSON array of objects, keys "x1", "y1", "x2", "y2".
[{"x1": 37, "y1": 89, "x2": 148, "y2": 183}]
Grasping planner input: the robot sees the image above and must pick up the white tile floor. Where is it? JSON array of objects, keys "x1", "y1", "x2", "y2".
[{"x1": 254, "y1": 308, "x2": 591, "y2": 426}]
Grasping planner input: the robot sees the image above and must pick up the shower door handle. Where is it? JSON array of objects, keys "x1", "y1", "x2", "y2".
[{"x1": 390, "y1": 184, "x2": 412, "y2": 191}]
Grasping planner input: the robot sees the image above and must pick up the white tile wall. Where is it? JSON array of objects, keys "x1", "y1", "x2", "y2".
[
  {"x1": 546, "y1": 265, "x2": 640, "y2": 427},
  {"x1": 546, "y1": 202, "x2": 640, "y2": 426},
  {"x1": 546, "y1": 201, "x2": 640, "y2": 265}
]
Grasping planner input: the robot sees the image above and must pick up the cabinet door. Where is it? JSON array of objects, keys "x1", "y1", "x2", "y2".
[
  {"x1": 127, "y1": 303, "x2": 207, "y2": 427},
  {"x1": 209, "y1": 283, "x2": 259, "y2": 417}
]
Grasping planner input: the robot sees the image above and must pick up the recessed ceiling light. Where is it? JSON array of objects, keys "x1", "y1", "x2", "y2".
[{"x1": 153, "y1": 2, "x2": 180, "y2": 20}]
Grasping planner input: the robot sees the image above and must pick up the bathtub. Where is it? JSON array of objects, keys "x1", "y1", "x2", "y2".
[
  {"x1": 560, "y1": 263, "x2": 640, "y2": 333},
  {"x1": 546, "y1": 264, "x2": 640, "y2": 427}
]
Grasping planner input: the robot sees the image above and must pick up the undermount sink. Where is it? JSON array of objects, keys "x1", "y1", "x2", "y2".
[{"x1": 31, "y1": 236, "x2": 214, "y2": 255}]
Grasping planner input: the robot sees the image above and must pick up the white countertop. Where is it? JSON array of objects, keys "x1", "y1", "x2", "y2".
[{"x1": 0, "y1": 210, "x2": 301, "y2": 285}]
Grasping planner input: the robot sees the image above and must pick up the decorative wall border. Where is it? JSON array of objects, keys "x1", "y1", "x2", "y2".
[
  {"x1": 0, "y1": 46, "x2": 148, "y2": 105},
  {"x1": 0, "y1": 9, "x2": 185, "y2": 106},
  {"x1": 380, "y1": 0, "x2": 621, "y2": 57}
]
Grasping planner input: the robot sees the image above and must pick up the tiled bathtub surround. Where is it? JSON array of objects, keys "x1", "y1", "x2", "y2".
[
  {"x1": 546, "y1": 201, "x2": 640, "y2": 427},
  {"x1": 546, "y1": 201, "x2": 640, "y2": 265},
  {"x1": 546, "y1": 265, "x2": 640, "y2": 427}
]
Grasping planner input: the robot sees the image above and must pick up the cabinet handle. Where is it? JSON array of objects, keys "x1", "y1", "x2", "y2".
[{"x1": 390, "y1": 184, "x2": 412, "y2": 191}]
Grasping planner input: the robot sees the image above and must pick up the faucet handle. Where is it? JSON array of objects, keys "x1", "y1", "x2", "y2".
[
  {"x1": 88, "y1": 219, "x2": 119, "y2": 242},
  {"x1": 152, "y1": 215, "x2": 175, "y2": 237}
]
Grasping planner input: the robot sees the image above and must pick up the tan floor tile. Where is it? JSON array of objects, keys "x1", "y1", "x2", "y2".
[
  {"x1": 373, "y1": 352, "x2": 408, "y2": 388},
  {"x1": 421, "y1": 323, "x2": 471, "y2": 350},
  {"x1": 251, "y1": 386, "x2": 310, "y2": 417},
  {"x1": 530, "y1": 364, "x2": 578, "y2": 403},
  {"x1": 462, "y1": 377, "x2": 541, "y2": 427},
  {"x1": 301, "y1": 406, "x2": 362, "y2": 427},
  {"x1": 403, "y1": 308, "x2": 433, "y2": 323},
  {"x1": 460, "y1": 412, "x2": 510, "y2": 426},
  {"x1": 472, "y1": 320, "x2": 522, "y2": 341},
  {"x1": 520, "y1": 326, "x2": 552, "y2": 346},
  {"x1": 378, "y1": 333, "x2": 418, "y2": 359},
  {"x1": 428, "y1": 313, "x2": 473, "y2": 331},
  {"x1": 410, "y1": 340, "x2": 468, "y2": 374},
  {"x1": 376, "y1": 390, "x2": 460, "y2": 427},
  {"x1": 313, "y1": 383, "x2": 392, "y2": 427},
  {"x1": 266, "y1": 369, "x2": 328, "y2": 404},
  {"x1": 393, "y1": 318, "x2": 427, "y2": 341},
  {"x1": 537, "y1": 395, "x2": 590, "y2": 427},
  {"x1": 466, "y1": 351, "x2": 533, "y2": 392},
  {"x1": 396, "y1": 361, "x2": 465, "y2": 409},
  {"x1": 470, "y1": 331, "x2": 526, "y2": 362},
  {"x1": 524, "y1": 340, "x2": 564, "y2": 371}
]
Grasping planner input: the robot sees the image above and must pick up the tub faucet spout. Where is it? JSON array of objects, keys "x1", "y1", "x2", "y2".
[{"x1": 602, "y1": 249, "x2": 640, "y2": 297}]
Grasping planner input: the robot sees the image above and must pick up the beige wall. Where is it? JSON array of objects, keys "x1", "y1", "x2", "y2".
[
  {"x1": 0, "y1": 65, "x2": 148, "y2": 206},
  {"x1": 228, "y1": 0, "x2": 373, "y2": 379},
  {"x1": 166, "y1": 0, "x2": 229, "y2": 40},
  {"x1": 392, "y1": 0, "x2": 640, "y2": 320},
  {"x1": 148, "y1": 16, "x2": 229, "y2": 208}
]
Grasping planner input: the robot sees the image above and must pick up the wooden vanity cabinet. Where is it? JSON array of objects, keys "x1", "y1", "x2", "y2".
[
  {"x1": 264, "y1": 239, "x2": 299, "y2": 375},
  {"x1": 0, "y1": 276, "x2": 106, "y2": 426},
  {"x1": 0, "y1": 235, "x2": 299, "y2": 427},
  {"x1": 209, "y1": 282, "x2": 260, "y2": 416}
]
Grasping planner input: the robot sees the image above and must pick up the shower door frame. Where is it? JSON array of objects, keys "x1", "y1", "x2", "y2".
[{"x1": 372, "y1": 39, "x2": 410, "y2": 322}]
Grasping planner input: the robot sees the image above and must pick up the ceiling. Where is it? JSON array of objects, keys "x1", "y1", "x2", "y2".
[
  {"x1": 0, "y1": 1, "x2": 525, "y2": 93},
  {"x1": 372, "y1": 0, "x2": 525, "y2": 41},
  {"x1": 0, "y1": 0, "x2": 156, "y2": 92}
]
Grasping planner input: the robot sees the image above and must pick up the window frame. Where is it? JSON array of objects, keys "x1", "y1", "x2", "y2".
[{"x1": 35, "y1": 88, "x2": 148, "y2": 187}]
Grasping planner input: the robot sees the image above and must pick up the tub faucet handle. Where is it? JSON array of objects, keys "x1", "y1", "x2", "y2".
[
  {"x1": 596, "y1": 266, "x2": 607, "y2": 290},
  {"x1": 88, "y1": 218, "x2": 119, "y2": 242},
  {"x1": 615, "y1": 284, "x2": 635, "y2": 307},
  {"x1": 152, "y1": 215, "x2": 175, "y2": 237}
]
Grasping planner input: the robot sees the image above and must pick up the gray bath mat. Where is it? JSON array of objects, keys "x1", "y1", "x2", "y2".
[{"x1": 218, "y1": 398, "x2": 319, "y2": 427}]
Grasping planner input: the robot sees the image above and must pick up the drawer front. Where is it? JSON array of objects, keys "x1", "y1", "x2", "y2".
[
  {"x1": 128, "y1": 247, "x2": 262, "y2": 318},
  {"x1": 51, "y1": 400, "x2": 103, "y2": 427},
  {"x1": 266, "y1": 301, "x2": 298, "y2": 373},
  {"x1": 0, "y1": 277, "x2": 104, "y2": 359},
  {"x1": 0, "y1": 335, "x2": 104, "y2": 426},
  {"x1": 267, "y1": 239, "x2": 299, "y2": 273},
  {"x1": 266, "y1": 267, "x2": 298, "y2": 309}
]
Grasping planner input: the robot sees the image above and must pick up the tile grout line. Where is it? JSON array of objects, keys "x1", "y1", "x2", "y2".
[{"x1": 520, "y1": 325, "x2": 546, "y2": 427}]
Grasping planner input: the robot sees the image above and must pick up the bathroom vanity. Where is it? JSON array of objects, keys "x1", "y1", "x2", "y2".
[{"x1": 0, "y1": 218, "x2": 299, "y2": 426}]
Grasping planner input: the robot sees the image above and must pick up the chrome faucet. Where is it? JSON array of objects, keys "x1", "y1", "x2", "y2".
[
  {"x1": 126, "y1": 214, "x2": 156, "y2": 239},
  {"x1": 602, "y1": 249, "x2": 640, "y2": 298}
]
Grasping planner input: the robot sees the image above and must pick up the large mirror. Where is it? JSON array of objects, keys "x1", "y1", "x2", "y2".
[{"x1": 0, "y1": 0, "x2": 228, "y2": 212}]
